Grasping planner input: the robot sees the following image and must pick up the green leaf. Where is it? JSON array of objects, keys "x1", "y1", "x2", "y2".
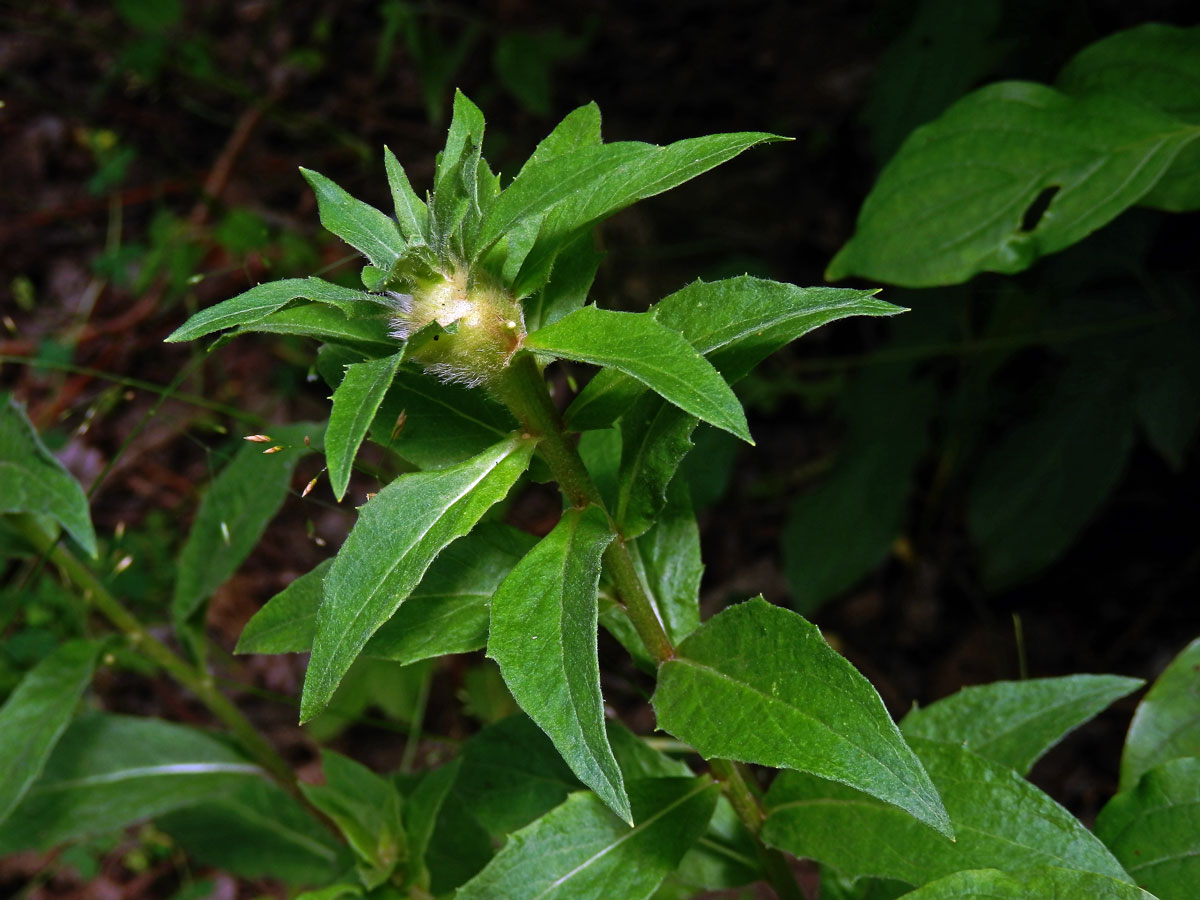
[
  {"x1": 403, "y1": 758, "x2": 461, "y2": 891},
  {"x1": 783, "y1": 373, "x2": 935, "y2": 615},
  {"x1": 1057, "y1": 23, "x2": 1200, "y2": 212},
  {"x1": 172, "y1": 422, "x2": 320, "y2": 631},
  {"x1": 366, "y1": 522, "x2": 536, "y2": 664},
  {"x1": 630, "y1": 476, "x2": 702, "y2": 645},
  {"x1": 165, "y1": 277, "x2": 379, "y2": 343},
  {"x1": 653, "y1": 598, "x2": 952, "y2": 837},
  {"x1": 487, "y1": 505, "x2": 629, "y2": 822},
  {"x1": 902, "y1": 674, "x2": 1144, "y2": 776},
  {"x1": 522, "y1": 229, "x2": 605, "y2": 328},
  {"x1": 566, "y1": 278, "x2": 898, "y2": 431},
  {"x1": 475, "y1": 132, "x2": 784, "y2": 269},
  {"x1": 1098, "y1": 757, "x2": 1200, "y2": 900},
  {"x1": 1121, "y1": 637, "x2": 1200, "y2": 791},
  {"x1": 235, "y1": 559, "x2": 332, "y2": 655},
  {"x1": 452, "y1": 714, "x2": 581, "y2": 837},
  {"x1": 431, "y1": 89, "x2": 486, "y2": 257},
  {"x1": 231, "y1": 302, "x2": 396, "y2": 354},
  {"x1": 456, "y1": 778, "x2": 719, "y2": 900},
  {"x1": 326, "y1": 351, "x2": 404, "y2": 501},
  {"x1": 660, "y1": 795, "x2": 761, "y2": 898},
  {"x1": 827, "y1": 81, "x2": 1200, "y2": 286},
  {"x1": 422, "y1": 789, "x2": 494, "y2": 894},
  {"x1": 525, "y1": 307, "x2": 751, "y2": 442},
  {"x1": 318, "y1": 347, "x2": 519, "y2": 470},
  {"x1": 383, "y1": 145, "x2": 430, "y2": 245},
  {"x1": 968, "y1": 361, "x2": 1134, "y2": 589},
  {"x1": 0, "y1": 640, "x2": 100, "y2": 824},
  {"x1": 861, "y1": 0, "x2": 1004, "y2": 161},
  {"x1": 301, "y1": 434, "x2": 533, "y2": 722},
  {"x1": 0, "y1": 712, "x2": 264, "y2": 853},
  {"x1": 300, "y1": 750, "x2": 405, "y2": 886},
  {"x1": 614, "y1": 395, "x2": 696, "y2": 539},
  {"x1": 0, "y1": 395, "x2": 97, "y2": 556},
  {"x1": 514, "y1": 102, "x2": 603, "y2": 177},
  {"x1": 762, "y1": 738, "x2": 1132, "y2": 888},
  {"x1": 158, "y1": 777, "x2": 347, "y2": 886},
  {"x1": 300, "y1": 167, "x2": 406, "y2": 271},
  {"x1": 893, "y1": 867, "x2": 1157, "y2": 900}
]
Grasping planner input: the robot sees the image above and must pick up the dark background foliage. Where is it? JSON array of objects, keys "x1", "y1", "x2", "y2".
[{"x1": 2, "y1": 1, "x2": 1198, "y2": 896}]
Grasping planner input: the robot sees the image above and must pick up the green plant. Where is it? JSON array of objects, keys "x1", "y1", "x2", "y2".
[
  {"x1": 784, "y1": 21, "x2": 1200, "y2": 611},
  {"x1": 1, "y1": 87, "x2": 1196, "y2": 900}
]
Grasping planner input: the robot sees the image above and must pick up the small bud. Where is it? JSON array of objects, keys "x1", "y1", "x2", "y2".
[
  {"x1": 244, "y1": 434, "x2": 272, "y2": 443},
  {"x1": 263, "y1": 445, "x2": 284, "y2": 454},
  {"x1": 113, "y1": 554, "x2": 134, "y2": 574}
]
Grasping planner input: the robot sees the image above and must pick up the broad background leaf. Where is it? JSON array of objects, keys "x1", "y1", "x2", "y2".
[
  {"x1": 1057, "y1": 23, "x2": 1200, "y2": 212},
  {"x1": 893, "y1": 867, "x2": 1156, "y2": 900},
  {"x1": 0, "y1": 712, "x2": 264, "y2": 853},
  {"x1": 653, "y1": 598, "x2": 952, "y2": 837},
  {"x1": 301, "y1": 434, "x2": 533, "y2": 721},
  {"x1": 902, "y1": 674, "x2": 1144, "y2": 775},
  {"x1": 0, "y1": 395, "x2": 97, "y2": 556},
  {"x1": 172, "y1": 422, "x2": 320, "y2": 633},
  {"x1": 487, "y1": 505, "x2": 629, "y2": 822},
  {"x1": 0, "y1": 639, "x2": 100, "y2": 824},
  {"x1": 827, "y1": 81, "x2": 1200, "y2": 286}
]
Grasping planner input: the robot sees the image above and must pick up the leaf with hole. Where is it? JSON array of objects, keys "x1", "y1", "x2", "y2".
[{"x1": 827, "y1": 81, "x2": 1200, "y2": 286}]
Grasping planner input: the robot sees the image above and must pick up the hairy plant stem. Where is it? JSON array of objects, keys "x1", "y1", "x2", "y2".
[
  {"x1": 11, "y1": 515, "x2": 308, "y2": 805},
  {"x1": 494, "y1": 353, "x2": 803, "y2": 900}
]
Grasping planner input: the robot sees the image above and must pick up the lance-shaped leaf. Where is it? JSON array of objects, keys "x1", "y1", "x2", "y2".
[
  {"x1": 902, "y1": 674, "x2": 1144, "y2": 775},
  {"x1": 301, "y1": 434, "x2": 533, "y2": 722},
  {"x1": 231, "y1": 302, "x2": 396, "y2": 354},
  {"x1": 474, "y1": 131, "x2": 783, "y2": 267},
  {"x1": 235, "y1": 559, "x2": 332, "y2": 655},
  {"x1": 653, "y1": 598, "x2": 952, "y2": 837},
  {"x1": 1096, "y1": 757, "x2": 1200, "y2": 900},
  {"x1": 317, "y1": 345, "x2": 518, "y2": 471},
  {"x1": 300, "y1": 167, "x2": 406, "y2": 272},
  {"x1": 403, "y1": 758, "x2": 462, "y2": 892},
  {"x1": 893, "y1": 867, "x2": 1157, "y2": 900},
  {"x1": 630, "y1": 475, "x2": 702, "y2": 646},
  {"x1": 1121, "y1": 637, "x2": 1200, "y2": 790},
  {"x1": 158, "y1": 777, "x2": 347, "y2": 886},
  {"x1": 326, "y1": 351, "x2": 404, "y2": 501},
  {"x1": 172, "y1": 422, "x2": 320, "y2": 631},
  {"x1": 566, "y1": 278, "x2": 898, "y2": 431},
  {"x1": 1057, "y1": 22, "x2": 1200, "y2": 212},
  {"x1": 456, "y1": 778, "x2": 719, "y2": 900},
  {"x1": 301, "y1": 749, "x2": 405, "y2": 887},
  {"x1": 0, "y1": 712, "x2": 265, "y2": 853},
  {"x1": 0, "y1": 640, "x2": 100, "y2": 824},
  {"x1": 384, "y1": 146, "x2": 430, "y2": 245},
  {"x1": 614, "y1": 395, "x2": 697, "y2": 539},
  {"x1": 487, "y1": 505, "x2": 629, "y2": 822},
  {"x1": 165, "y1": 277, "x2": 380, "y2": 343},
  {"x1": 522, "y1": 228, "x2": 605, "y2": 328},
  {"x1": 827, "y1": 81, "x2": 1200, "y2": 287},
  {"x1": 0, "y1": 395, "x2": 97, "y2": 556},
  {"x1": 762, "y1": 738, "x2": 1132, "y2": 888},
  {"x1": 431, "y1": 90, "x2": 486, "y2": 258},
  {"x1": 366, "y1": 522, "x2": 536, "y2": 664},
  {"x1": 525, "y1": 307, "x2": 750, "y2": 443}
]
